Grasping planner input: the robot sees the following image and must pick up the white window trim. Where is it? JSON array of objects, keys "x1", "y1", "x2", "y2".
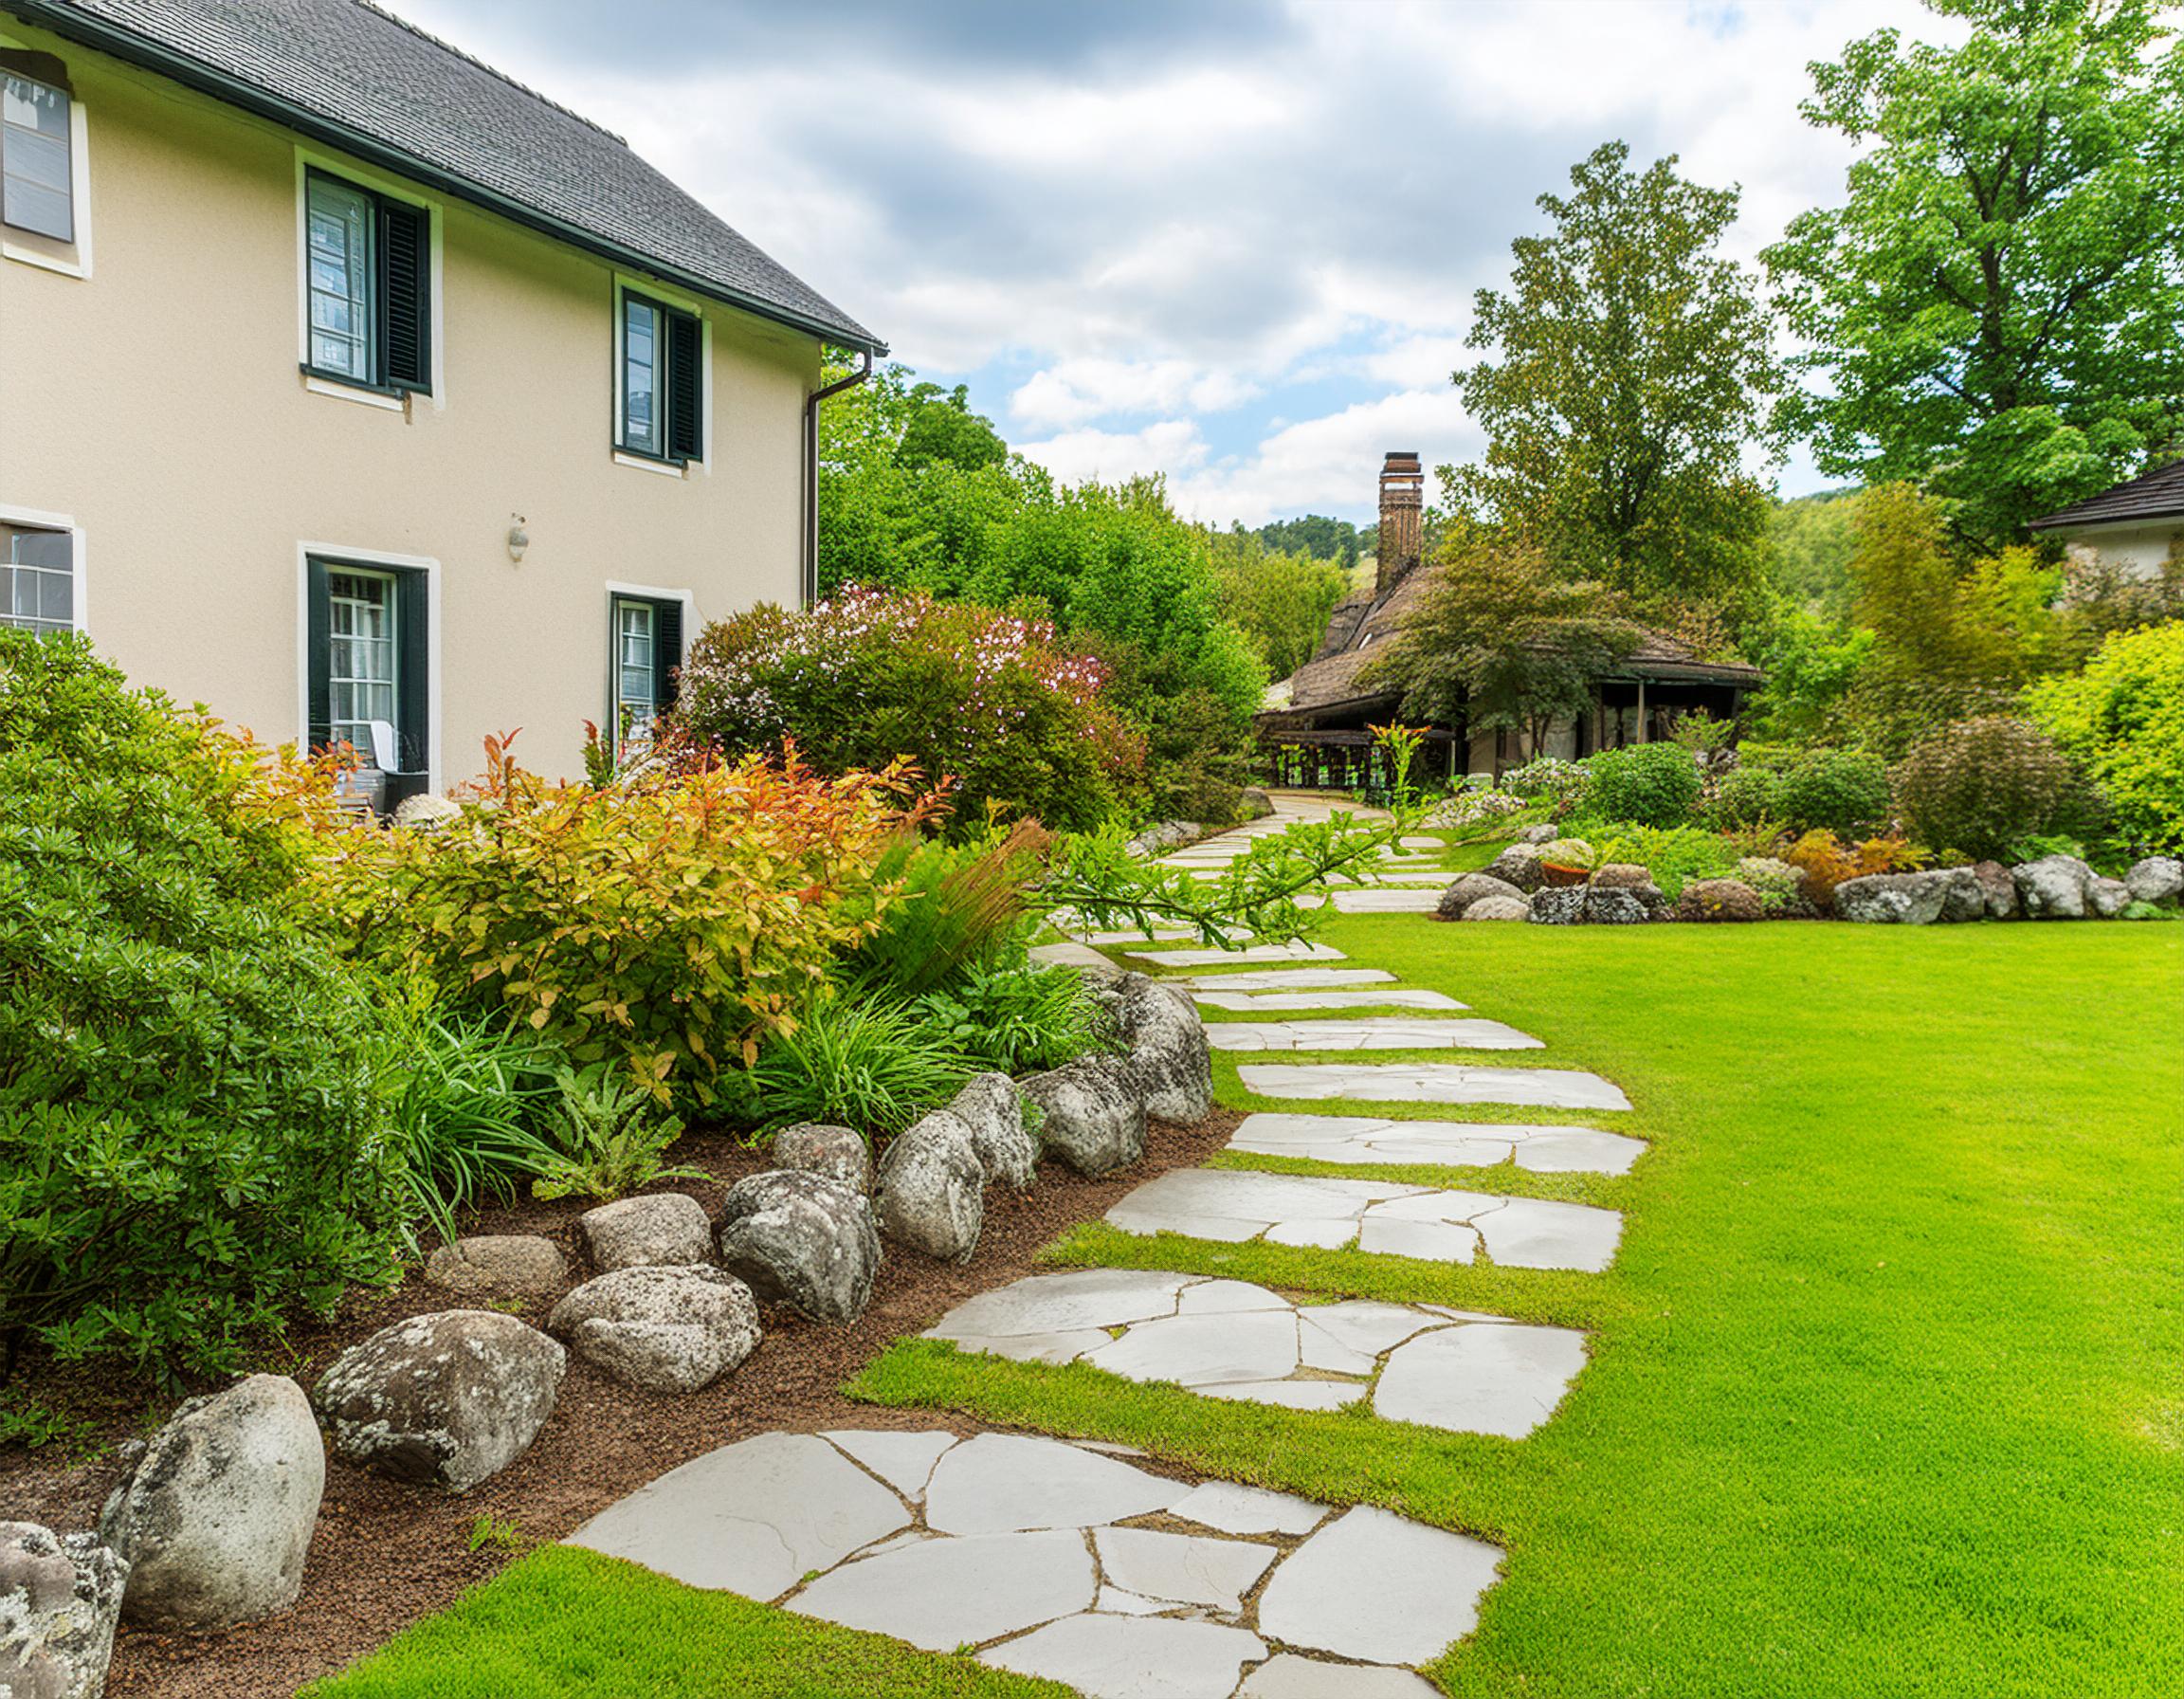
[
  {"x1": 296, "y1": 541, "x2": 442, "y2": 790},
  {"x1": 0, "y1": 68, "x2": 91, "y2": 279},
  {"x1": 0, "y1": 499, "x2": 85, "y2": 632},
  {"x1": 292, "y1": 144, "x2": 446, "y2": 410},
  {"x1": 610, "y1": 273, "x2": 712, "y2": 475},
  {"x1": 605, "y1": 579, "x2": 696, "y2": 756}
]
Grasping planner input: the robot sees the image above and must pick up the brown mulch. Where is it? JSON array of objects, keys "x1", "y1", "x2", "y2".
[{"x1": 1, "y1": 1108, "x2": 1240, "y2": 1699}]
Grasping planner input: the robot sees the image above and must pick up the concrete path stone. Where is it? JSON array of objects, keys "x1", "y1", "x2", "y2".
[
  {"x1": 1240, "y1": 1063, "x2": 1632, "y2": 1111},
  {"x1": 925, "y1": 1433, "x2": 1182, "y2": 1535},
  {"x1": 1228, "y1": 1112, "x2": 1647, "y2": 1175},
  {"x1": 1193, "y1": 990, "x2": 1465, "y2": 1012},
  {"x1": 1241, "y1": 1654, "x2": 1446, "y2": 1696},
  {"x1": 823, "y1": 1429, "x2": 958, "y2": 1503},
  {"x1": 796, "y1": 1528, "x2": 1094, "y2": 1651},
  {"x1": 1166, "y1": 1481, "x2": 1326, "y2": 1537},
  {"x1": 1179, "y1": 968, "x2": 1397, "y2": 991},
  {"x1": 1255, "y1": 1506, "x2": 1502, "y2": 1664},
  {"x1": 1329, "y1": 889, "x2": 1445, "y2": 913},
  {"x1": 1374, "y1": 1324, "x2": 1590, "y2": 1437},
  {"x1": 1204, "y1": 1018, "x2": 1541, "y2": 1052},
  {"x1": 1129, "y1": 942, "x2": 1347, "y2": 967},
  {"x1": 985, "y1": 1614, "x2": 1268, "y2": 1699},
  {"x1": 1094, "y1": 1526, "x2": 1275, "y2": 1612}
]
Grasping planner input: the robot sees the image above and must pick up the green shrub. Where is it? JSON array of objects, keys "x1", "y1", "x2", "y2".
[
  {"x1": 0, "y1": 633, "x2": 408, "y2": 1379},
  {"x1": 913, "y1": 959, "x2": 1112, "y2": 1076},
  {"x1": 1705, "y1": 763, "x2": 1780, "y2": 831},
  {"x1": 1502, "y1": 756, "x2": 1592, "y2": 810},
  {"x1": 843, "y1": 822, "x2": 1050, "y2": 998},
  {"x1": 1588, "y1": 824, "x2": 1740, "y2": 900},
  {"x1": 2025, "y1": 621, "x2": 2184, "y2": 853},
  {"x1": 1893, "y1": 717, "x2": 2078, "y2": 863},
  {"x1": 1770, "y1": 747, "x2": 1892, "y2": 837},
  {"x1": 1735, "y1": 856, "x2": 1808, "y2": 916},
  {"x1": 530, "y1": 1065, "x2": 701, "y2": 1202},
  {"x1": 1586, "y1": 742, "x2": 1702, "y2": 827},
  {"x1": 744, "y1": 997, "x2": 974, "y2": 1140}
]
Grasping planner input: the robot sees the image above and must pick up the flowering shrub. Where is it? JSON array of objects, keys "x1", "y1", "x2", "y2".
[
  {"x1": 680, "y1": 588, "x2": 1144, "y2": 834},
  {"x1": 1502, "y1": 756, "x2": 1592, "y2": 810},
  {"x1": 1429, "y1": 788, "x2": 1527, "y2": 829},
  {"x1": 1893, "y1": 717, "x2": 2078, "y2": 862},
  {"x1": 1735, "y1": 855, "x2": 1808, "y2": 916}
]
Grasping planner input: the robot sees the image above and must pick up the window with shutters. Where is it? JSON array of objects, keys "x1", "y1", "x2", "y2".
[
  {"x1": 306, "y1": 556, "x2": 429, "y2": 793},
  {"x1": 301, "y1": 168, "x2": 431, "y2": 395},
  {"x1": 617, "y1": 288, "x2": 702, "y2": 465},
  {"x1": 610, "y1": 592, "x2": 685, "y2": 756}
]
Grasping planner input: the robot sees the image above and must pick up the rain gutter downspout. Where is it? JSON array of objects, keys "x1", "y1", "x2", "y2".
[{"x1": 802, "y1": 350, "x2": 873, "y2": 608}]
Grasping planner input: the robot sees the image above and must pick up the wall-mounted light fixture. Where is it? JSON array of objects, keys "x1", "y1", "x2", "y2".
[{"x1": 506, "y1": 515, "x2": 530, "y2": 563}]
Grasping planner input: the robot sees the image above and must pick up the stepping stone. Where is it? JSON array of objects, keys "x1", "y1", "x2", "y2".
[
  {"x1": 1179, "y1": 968, "x2": 1397, "y2": 991},
  {"x1": 796, "y1": 1528, "x2": 1093, "y2": 1651},
  {"x1": 1256, "y1": 1506, "x2": 1502, "y2": 1664},
  {"x1": 1167, "y1": 1481, "x2": 1327, "y2": 1537},
  {"x1": 985, "y1": 1614, "x2": 1267, "y2": 1698},
  {"x1": 1104, "y1": 1168, "x2": 1623, "y2": 1270},
  {"x1": 927, "y1": 1275, "x2": 1584, "y2": 1438},
  {"x1": 1093, "y1": 1526, "x2": 1275, "y2": 1612},
  {"x1": 1240, "y1": 1064, "x2": 1632, "y2": 1111},
  {"x1": 823, "y1": 1429, "x2": 959, "y2": 1503},
  {"x1": 1127, "y1": 941, "x2": 1347, "y2": 967},
  {"x1": 1204, "y1": 1018, "x2": 1541, "y2": 1052},
  {"x1": 925, "y1": 1434, "x2": 1182, "y2": 1535},
  {"x1": 1399, "y1": 836, "x2": 1443, "y2": 850},
  {"x1": 1329, "y1": 889, "x2": 1444, "y2": 913},
  {"x1": 1068, "y1": 928, "x2": 1197, "y2": 945},
  {"x1": 1193, "y1": 990, "x2": 1465, "y2": 1012},
  {"x1": 1228, "y1": 1112, "x2": 1647, "y2": 1175},
  {"x1": 1242, "y1": 1654, "x2": 1446, "y2": 1695}
]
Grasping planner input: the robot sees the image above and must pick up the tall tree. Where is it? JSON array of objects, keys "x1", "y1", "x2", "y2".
[
  {"x1": 1209, "y1": 529, "x2": 1350, "y2": 678},
  {"x1": 1765, "y1": 0, "x2": 2184, "y2": 545},
  {"x1": 1450, "y1": 141, "x2": 1782, "y2": 628}
]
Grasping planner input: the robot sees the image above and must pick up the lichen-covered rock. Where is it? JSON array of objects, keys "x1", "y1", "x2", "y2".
[
  {"x1": 1834, "y1": 870, "x2": 1953, "y2": 924},
  {"x1": 2013, "y1": 853, "x2": 2096, "y2": 919},
  {"x1": 1240, "y1": 787, "x2": 1274, "y2": 820},
  {"x1": 1482, "y1": 844, "x2": 1543, "y2": 892},
  {"x1": 947, "y1": 1073, "x2": 1037, "y2": 1191},
  {"x1": 2125, "y1": 856, "x2": 2184, "y2": 905},
  {"x1": 0, "y1": 1523, "x2": 125, "y2": 1699},
  {"x1": 1971, "y1": 861, "x2": 2019, "y2": 920},
  {"x1": 1538, "y1": 837, "x2": 1595, "y2": 868},
  {"x1": 1937, "y1": 868, "x2": 1989, "y2": 924},
  {"x1": 1437, "y1": 871, "x2": 1525, "y2": 920},
  {"x1": 2088, "y1": 876, "x2": 2132, "y2": 918},
  {"x1": 1463, "y1": 895, "x2": 1532, "y2": 922},
  {"x1": 95, "y1": 1374, "x2": 319, "y2": 1633},
  {"x1": 546, "y1": 1266, "x2": 760, "y2": 1393},
  {"x1": 1526, "y1": 887, "x2": 1587, "y2": 925},
  {"x1": 1020, "y1": 1053, "x2": 1147, "y2": 1177},
  {"x1": 715, "y1": 1170, "x2": 881, "y2": 1324},
  {"x1": 424, "y1": 1235, "x2": 568, "y2": 1296},
  {"x1": 772, "y1": 1122, "x2": 872, "y2": 1193},
  {"x1": 1116, "y1": 973, "x2": 1212, "y2": 1124},
  {"x1": 1677, "y1": 879, "x2": 1763, "y2": 923},
  {"x1": 577, "y1": 1193, "x2": 712, "y2": 1271},
  {"x1": 1589, "y1": 862, "x2": 1653, "y2": 890},
  {"x1": 1583, "y1": 886, "x2": 1651, "y2": 925},
  {"x1": 314, "y1": 1312, "x2": 564, "y2": 1493},
  {"x1": 1520, "y1": 823, "x2": 1558, "y2": 846},
  {"x1": 875, "y1": 1111, "x2": 986, "y2": 1263}
]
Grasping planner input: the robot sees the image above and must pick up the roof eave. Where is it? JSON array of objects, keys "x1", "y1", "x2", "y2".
[{"x1": 9, "y1": 0, "x2": 888, "y2": 356}]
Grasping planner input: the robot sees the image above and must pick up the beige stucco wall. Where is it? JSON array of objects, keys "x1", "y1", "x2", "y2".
[
  {"x1": 2059, "y1": 522, "x2": 2181, "y2": 583},
  {"x1": 0, "y1": 15, "x2": 821, "y2": 783}
]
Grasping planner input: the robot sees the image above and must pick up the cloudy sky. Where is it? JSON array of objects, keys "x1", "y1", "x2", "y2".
[{"x1": 391, "y1": 0, "x2": 1929, "y2": 525}]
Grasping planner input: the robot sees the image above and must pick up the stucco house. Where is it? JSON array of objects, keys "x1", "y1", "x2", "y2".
[
  {"x1": 0, "y1": 0, "x2": 883, "y2": 798},
  {"x1": 2028, "y1": 458, "x2": 2184, "y2": 581}
]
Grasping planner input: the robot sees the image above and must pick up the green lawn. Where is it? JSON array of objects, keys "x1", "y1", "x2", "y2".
[{"x1": 312, "y1": 919, "x2": 2181, "y2": 1699}]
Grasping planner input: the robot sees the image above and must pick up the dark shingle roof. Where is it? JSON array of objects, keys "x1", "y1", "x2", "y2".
[
  {"x1": 11, "y1": 0, "x2": 883, "y2": 351},
  {"x1": 2028, "y1": 459, "x2": 2184, "y2": 531}
]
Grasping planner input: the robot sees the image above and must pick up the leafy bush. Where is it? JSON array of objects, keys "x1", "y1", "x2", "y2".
[
  {"x1": 743, "y1": 997, "x2": 973, "y2": 1140},
  {"x1": 0, "y1": 634, "x2": 409, "y2": 1379},
  {"x1": 1586, "y1": 741, "x2": 1702, "y2": 827},
  {"x1": 382, "y1": 1002, "x2": 561, "y2": 1247},
  {"x1": 843, "y1": 822, "x2": 1051, "y2": 998},
  {"x1": 1770, "y1": 747, "x2": 1892, "y2": 837},
  {"x1": 2025, "y1": 621, "x2": 2184, "y2": 853},
  {"x1": 530, "y1": 1066, "x2": 701, "y2": 1202},
  {"x1": 1735, "y1": 856, "x2": 1808, "y2": 916},
  {"x1": 1704, "y1": 763, "x2": 1782, "y2": 832},
  {"x1": 1502, "y1": 756, "x2": 1592, "y2": 808},
  {"x1": 1587, "y1": 824, "x2": 1740, "y2": 899},
  {"x1": 328, "y1": 737, "x2": 908, "y2": 1108},
  {"x1": 680, "y1": 588, "x2": 1144, "y2": 834},
  {"x1": 913, "y1": 959, "x2": 1112, "y2": 1076},
  {"x1": 1777, "y1": 831, "x2": 1927, "y2": 908},
  {"x1": 1893, "y1": 717, "x2": 2078, "y2": 862}
]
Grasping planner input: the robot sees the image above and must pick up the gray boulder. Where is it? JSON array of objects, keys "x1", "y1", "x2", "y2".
[
  {"x1": 1590, "y1": 862, "x2": 1652, "y2": 890},
  {"x1": 1240, "y1": 787, "x2": 1274, "y2": 820},
  {"x1": 1835, "y1": 870, "x2": 1952, "y2": 925},
  {"x1": 1584, "y1": 886, "x2": 1652, "y2": 925},
  {"x1": 547, "y1": 1266, "x2": 759, "y2": 1393},
  {"x1": 1020, "y1": 1053, "x2": 1147, "y2": 1177},
  {"x1": 314, "y1": 1311, "x2": 564, "y2": 1493},
  {"x1": 1437, "y1": 871, "x2": 1525, "y2": 921},
  {"x1": 0, "y1": 1524, "x2": 125, "y2": 1699},
  {"x1": 1677, "y1": 879, "x2": 1763, "y2": 923},
  {"x1": 1971, "y1": 861, "x2": 2018, "y2": 920},
  {"x1": 2126, "y1": 856, "x2": 2184, "y2": 905},
  {"x1": 1482, "y1": 845, "x2": 1544, "y2": 892},
  {"x1": 1526, "y1": 887, "x2": 1587, "y2": 926},
  {"x1": 1116, "y1": 974, "x2": 1212, "y2": 1124},
  {"x1": 948, "y1": 1073, "x2": 1037, "y2": 1191},
  {"x1": 98, "y1": 1374, "x2": 319, "y2": 1632},
  {"x1": 577, "y1": 1193, "x2": 713, "y2": 1270},
  {"x1": 1463, "y1": 895, "x2": 1532, "y2": 922},
  {"x1": 2089, "y1": 876, "x2": 2132, "y2": 918},
  {"x1": 1520, "y1": 823, "x2": 1558, "y2": 845},
  {"x1": 424, "y1": 1234, "x2": 567, "y2": 1296},
  {"x1": 1936, "y1": 868, "x2": 1988, "y2": 923},
  {"x1": 875, "y1": 1112, "x2": 986, "y2": 1263},
  {"x1": 715, "y1": 1169, "x2": 882, "y2": 1324},
  {"x1": 772, "y1": 1123, "x2": 872, "y2": 1193},
  {"x1": 2013, "y1": 853, "x2": 2096, "y2": 919}
]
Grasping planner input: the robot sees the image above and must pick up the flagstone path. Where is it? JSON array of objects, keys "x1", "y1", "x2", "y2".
[
  {"x1": 1238, "y1": 1063, "x2": 1633, "y2": 1111},
  {"x1": 1192, "y1": 989, "x2": 1465, "y2": 1012},
  {"x1": 1228, "y1": 1112, "x2": 1647, "y2": 1176},
  {"x1": 1203, "y1": 1017, "x2": 1541, "y2": 1052}
]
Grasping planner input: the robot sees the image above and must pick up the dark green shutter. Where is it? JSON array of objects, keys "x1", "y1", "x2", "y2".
[
  {"x1": 379, "y1": 199, "x2": 430, "y2": 393},
  {"x1": 395, "y1": 570, "x2": 429, "y2": 773},
  {"x1": 653, "y1": 598, "x2": 683, "y2": 712},
  {"x1": 666, "y1": 309, "x2": 702, "y2": 462},
  {"x1": 305, "y1": 559, "x2": 332, "y2": 750}
]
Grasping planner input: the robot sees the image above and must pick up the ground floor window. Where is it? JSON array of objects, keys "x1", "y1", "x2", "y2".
[
  {"x1": 1, "y1": 519, "x2": 72, "y2": 634},
  {"x1": 611, "y1": 592, "x2": 683, "y2": 756},
  {"x1": 309, "y1": 557, "x2": 427, "y2": 778}
]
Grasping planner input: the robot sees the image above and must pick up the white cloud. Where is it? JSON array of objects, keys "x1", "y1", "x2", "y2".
[
  {"x1": 1014, "y1": 419, "x2": 1210, "y2": 487},
  {"x1": 1010, "y1": 358, "x2": 1264, "y2": 429},
  {"x1": 1169, "y1": 388, "x2": 1482, "y2": 528}
]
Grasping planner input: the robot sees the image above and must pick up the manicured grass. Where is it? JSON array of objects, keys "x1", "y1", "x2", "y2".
[
  {"x1": 860, "y1": 918, "x2": 2183, "y2": 1698},
  {"x1": 301, "y1": 1544, "x2": 1070, "y2": 1699}
]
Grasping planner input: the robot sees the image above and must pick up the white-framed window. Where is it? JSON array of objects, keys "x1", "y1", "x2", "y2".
[
  {"x1": 305, "y1": 175, "x2": 372, "y2": 381},
  {"x1": 0, "y1": 516, "x2": 73, "y2": 635},
  {"x1": 615, "y1": 285, "x2": 703, "y2": 465},
  {"x1": 326, "y1": 567, "x2": 397, "y2": 756},
  {"x1": 2, "y1": 65, "x2": 70, "y2": 241},
  {"x1": 608, "y1": 588, "x2": 688, "y2": 758},
  {"x1": 299, "y1": 166, "x2": 432, "y2": 394}
]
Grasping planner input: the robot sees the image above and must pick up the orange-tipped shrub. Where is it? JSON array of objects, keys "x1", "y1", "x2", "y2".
[{"x1": 1778, "y1": 830, "x2": 1927, "y2": 910}]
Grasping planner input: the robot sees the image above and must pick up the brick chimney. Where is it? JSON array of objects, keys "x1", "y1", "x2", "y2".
[{"x1": 1376, "y1": 450, "x2": 1423, "y2": 596}]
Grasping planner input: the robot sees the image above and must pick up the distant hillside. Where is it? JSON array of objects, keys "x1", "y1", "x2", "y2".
[{"x1": 1255, "y1": 515, "x2": 1362, "y2": 567}]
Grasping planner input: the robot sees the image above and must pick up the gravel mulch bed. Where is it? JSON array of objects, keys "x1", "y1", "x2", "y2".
[{"x1": 0, "y1": 1108, "x2": 1239, "y2": 1699}]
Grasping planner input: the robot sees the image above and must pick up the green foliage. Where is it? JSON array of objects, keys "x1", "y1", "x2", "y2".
[
  {"x1": 1770, "y1": 746, "x2": 1892, "y2": 837},
  {"x1": 1502, "y1": 756, "x2": 1592, "y2": 810},
  {"x1": 2025, "y1": 620, "x2": 2184, "y2": 852},
  {"x1": 1450, "y1": 140, "x2": 1781, "y2": 623},
  {"x1": 1735, "y1": 855, "x2": 1808, "y2": 916},
  {"x1": 1704, "y1": 763, "x2": 1782, "y2": 833},
  {"x1": 680, "y1": 589, "x2": 1140, "y2": 835},
  {"x1": 843, "y1": 823, "x2": 1050, "y2": 998},
  {"x1": 1252, "y1": 514, "x2": 1363, "y2": 568},
  {"x1": 1088, "y1": 636, "x2": 1260, "y2": 825},
  {"x1": 0, "y1": 632, "x2": 409, "y2": 1380},
  {"x1": 1766, "y1": 0, "x2": 2184, "y2": 544},
  {"x1": 745, "y1": 998, "x2": 974, "y2": 1140},
  {"x1": 465, "y1": 1514, "x2": 526, "y2": 1555},
  {"x1": 1585, "y1": 741, "x2": 1702, "y2": 828},
  {"x1": 1894, "y1": 716, "x2": 2080, "y2": 862},
  {"x1": 1750, "y1": 603, "x2": 1873, "y2": 742},
  {"x1": 0, "y1": 1396, "x2": 101, "y2": 1455},
  {"x1": 1583, "y1": 823, "x2": 1739, "y2": 899},
  {"x1": 1208, "y1": 528, "x2": 1351, "y2": 678},
  {"x1": 913, "y1": 959, "x2": 1111, "y2": 1077},
  {"x1": 1764, "y1": 489, "x2": 1863, "y2": 621},
  {"x1": 530, "y1": 1065, "x2": 699, "y2": 1203}
]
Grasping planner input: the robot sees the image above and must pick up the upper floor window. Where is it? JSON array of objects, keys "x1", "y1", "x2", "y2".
[
  {"x1": 618, "y1": 290, "x2": 702, "y2": 464},
  {"x1": 303, "y1": 169, "x2": 431, "y2": 393},
  {"x1": 1, "y1": 58, "x2": 72, "y2": 242},
  {"x1": 1, "y1": 519, "x2": 73, "y2": 635}
]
